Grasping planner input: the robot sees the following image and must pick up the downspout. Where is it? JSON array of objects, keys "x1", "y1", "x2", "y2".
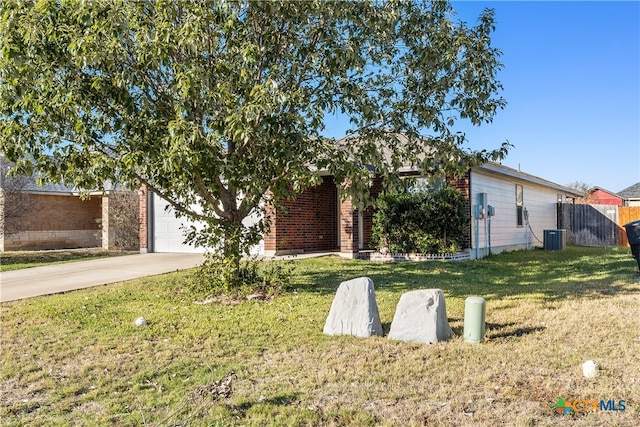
[
  {"x1": 487, "y1": 205, "x2": 494, "y2": 255},
  {"x1": 488, "y1": 216, "x2": 492, "y2": 255},
  {"x1": 484, "y1": 215, "x2": 488, "y2": 255},
  {"x1": 474, "y1": 216, "x2": 479, "y2": 259}
]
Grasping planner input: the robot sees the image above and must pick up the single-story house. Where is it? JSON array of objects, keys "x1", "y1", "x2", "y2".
[
  {"x1": 586, "y1": 187, "x2": 625, "y2": 206},
  {"x1": 617, "y1": 182, "x2": 640, "y2": 207},
  {"x1": 0, "y1": 173, "x2": 139, "y2": 251},
  {"x1": 139, "y1": 162, "x2": 582, "y2": 259}
]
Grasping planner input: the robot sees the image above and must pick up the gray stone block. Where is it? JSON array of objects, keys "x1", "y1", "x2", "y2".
[
  {"x1": 323, "y1": 277, "x2": 383, "y2": 338},
  {"x1": 388, "y1": 289, "x2": 453, "y2": 344}
]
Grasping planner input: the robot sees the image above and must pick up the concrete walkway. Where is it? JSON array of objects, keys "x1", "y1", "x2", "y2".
[{"x1": 0, "y1": 253, "x2": 205, "y2": 303}]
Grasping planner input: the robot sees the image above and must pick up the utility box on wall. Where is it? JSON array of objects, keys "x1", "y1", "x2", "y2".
[
  {"x1": 543, "y1": 229, "x2": 566, "y2": 250},
  {"x1": 474, "y1": 193, "x2": 488, "y2": 219}
]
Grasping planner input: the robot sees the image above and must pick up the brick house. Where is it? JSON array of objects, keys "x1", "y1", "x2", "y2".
[
  {"x1": 0, "y1": 175, "x2": 139, "y2": 251},
  {"x1": 140, "y1": 162, "x2": 582, "y2": 259},
  {"x1": 261, "y1": 173, "x2": 472, "y2": 257}
]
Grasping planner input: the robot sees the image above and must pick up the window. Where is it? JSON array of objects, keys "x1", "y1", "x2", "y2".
[
  {"x1": 403, "y1": 176, "x2": 444, "y2": 194},
  {"x1": 516, "y1": 184, "x2": 524, "y2": 227}
]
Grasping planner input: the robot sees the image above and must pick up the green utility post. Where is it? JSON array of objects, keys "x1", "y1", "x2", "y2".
[{"x1": 464, "y1": 296, "x2": 486, "y2": 344}]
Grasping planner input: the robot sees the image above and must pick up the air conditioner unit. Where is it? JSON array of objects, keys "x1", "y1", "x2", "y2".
[{"x1": 543, "y1": 229, "x2": 566, "y2": 250}]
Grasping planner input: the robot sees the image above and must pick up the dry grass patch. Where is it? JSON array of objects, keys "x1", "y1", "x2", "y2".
[
  {"x1": 0, "y1": 248, "x2": 135, "y2": 271},
  {"x1": 245, "y1": 291, "x2": 639, "y2": 426},
  {"x1": 1, "y1": 246, "x2": 639, "y2": 426}
]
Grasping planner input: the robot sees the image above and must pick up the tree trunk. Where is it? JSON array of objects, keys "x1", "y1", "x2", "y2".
[{"x1": 222, "y1": 220, "x2": 243, "y2": 283}]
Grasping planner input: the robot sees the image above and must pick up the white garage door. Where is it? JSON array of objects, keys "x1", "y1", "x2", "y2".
[
  {"x1": 152, "y1": 193, "x2": 204, "y2": 253},
  {"x1": 151, "y1": 193, "x2": 264, "y2": 255}
]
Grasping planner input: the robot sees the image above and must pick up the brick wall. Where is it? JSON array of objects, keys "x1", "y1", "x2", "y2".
[
  {"x1": 4, "y1": 230, "x2": 99, "y2": 251},
  {"x1": 2, "y1": 193, "x2": 102, "y2": 250},
  {"x1": 0, "y1": 191, "x2": 5, "y2": 250},
  {"x1": 360, "y1": 176, "x2": 383, "y2": 250},
  {"x1": 447, "y1": 172, "x2": 472, "y2": 249},
  {"x1": 139, "y1": 185, "x2": 148, "y2": 252},
  {"x1": 263, "y1": 199, "x2": 276, "y2": 252},
  {"x1": 240, "y1": 171, "x2": 473, "y2": 257},
  {"x1": 264, "y1": 176, "x2": 339, "y2": 254},
  {"x1": 339, "y1": 196, "x2": 357, "y2": 255},
  {"x1": 5, "y1": 193, "x2": 101, "y2": 232}
]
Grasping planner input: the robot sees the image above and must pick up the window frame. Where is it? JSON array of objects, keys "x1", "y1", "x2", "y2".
[{"x1": 516, "y1": 184, "x2": 524, "y2": 227}]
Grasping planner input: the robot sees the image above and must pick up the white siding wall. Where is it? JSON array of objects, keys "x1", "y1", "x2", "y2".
[
  {"x1": 151, "y1": 193, "x2": 264, "y2": 255},
  {"x1": 470, "y1": 169, "x2": 560, "y2": 258}
]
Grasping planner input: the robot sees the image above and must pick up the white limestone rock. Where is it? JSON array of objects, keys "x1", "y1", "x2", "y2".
[
  {"x1": 323, "y1": 277, "x2": 383, "y2": 338},
  {"x1": 582, "y1": 360, "x2": 599, "y2": 378},
  {"x1": 388, "y1": 289, "x2": 453, "y2": 344}
]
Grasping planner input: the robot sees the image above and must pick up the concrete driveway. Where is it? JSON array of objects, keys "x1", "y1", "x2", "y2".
[{"x1": 0, "y1": 253, "x2": 205, "y2": 303}]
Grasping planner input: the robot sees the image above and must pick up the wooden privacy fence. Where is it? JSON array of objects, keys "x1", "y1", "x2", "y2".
[
  {"x1": 558, "y1": 204, "x2": 640, "y2": 247},
  {"x1": 619, "y1": 206, "x2": 640, "y2": 246}
]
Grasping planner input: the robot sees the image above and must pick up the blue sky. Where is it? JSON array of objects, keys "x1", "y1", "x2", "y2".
[{"x1": 324, "y1": 1, "x2": 640, "y2": 193}]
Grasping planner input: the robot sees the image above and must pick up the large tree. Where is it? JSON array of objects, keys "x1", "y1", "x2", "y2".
[{"x1": 0, "y1": 0, "x2": 509, "y2": 273}]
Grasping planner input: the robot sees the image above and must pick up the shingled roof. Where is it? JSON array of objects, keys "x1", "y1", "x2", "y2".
[
  {"x1": 617, "y1": 182, "x2": 640, "y2": 200},
  {"x1": 1, "y1": 169, "x2": 126, "y2": 195}
]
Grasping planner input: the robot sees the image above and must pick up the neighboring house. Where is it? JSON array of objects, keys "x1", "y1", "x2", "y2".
[
  {"x1": 585, "y1": 187, "x2": 625, "y2": 206},
  {"x1": 617, "y1": 182, "x2": 640, "y2": 207},
  {"x1": 0, "y1": 170, "x2": 139, "y2": 251},
  {"x1": 139, "y1": 162, "x2": 582, "y2": 259}
]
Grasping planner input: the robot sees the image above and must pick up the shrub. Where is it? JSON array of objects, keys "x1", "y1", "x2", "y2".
[
  {"x1": 371, "y1": 185, "x2": 468, "y2": 254},
  {"x1": 188, "y1": 253, "x2": 295, "y2": 299},
  {"x1": 106, "y1": 191, "x2": 140, "y2": 250}
]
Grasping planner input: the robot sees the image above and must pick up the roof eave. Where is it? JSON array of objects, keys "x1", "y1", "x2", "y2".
[{"x1": 475, "y1": 163, "x2": 584, "y2": 198}]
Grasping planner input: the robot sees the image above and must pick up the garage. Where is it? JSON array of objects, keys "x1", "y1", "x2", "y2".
[
  {"x1": 145, "y1": 191, "x2": 263, "y2": 255},
  {"x1": 151, "y1": 193, "x2": 204, "y2": 253}
]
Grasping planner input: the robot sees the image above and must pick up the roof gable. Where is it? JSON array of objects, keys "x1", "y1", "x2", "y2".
[{"x1": 589, "y1": 187, "x2": 623, "y2": 199}]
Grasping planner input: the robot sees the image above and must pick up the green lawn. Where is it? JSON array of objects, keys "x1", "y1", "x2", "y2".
[
  {"x1": 1, "y1": 246, "x2": 638, "y2": 426},
  {"x1": 0, "y1": 249, "x2": 135, "y2": 272}
]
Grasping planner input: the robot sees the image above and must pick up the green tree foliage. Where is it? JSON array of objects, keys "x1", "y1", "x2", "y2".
[
  {"x1": 371, "y1": 185, "x2": 469, "y2": 254},
  {"x1": 0, "y1": 1, "x2": 508, "y2": 279}
]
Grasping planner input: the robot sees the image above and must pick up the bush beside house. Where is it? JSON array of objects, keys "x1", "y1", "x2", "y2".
[
  {"x1": 371, "y1": 185, "x2": 469, "y2": 255},
  {"x1": 99, "y1": 191, "x2": 140, "y2": 251}
]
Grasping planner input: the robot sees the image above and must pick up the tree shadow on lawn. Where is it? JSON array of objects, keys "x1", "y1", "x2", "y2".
[
  {"x1": 230, "y1": 393, "x2": 301, "y2": 418},
  {"x1": 484, "y1": 322, "x2": 546, "y2": 341},
  {"x1": 448, "y1": 320, "x2": 545, "y2": 341},
  {"x1": 292, "y1": 248, "x2": 639, "y2": 304}
]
